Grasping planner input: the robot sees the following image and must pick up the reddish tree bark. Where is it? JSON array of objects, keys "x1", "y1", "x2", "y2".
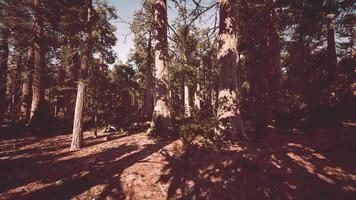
[
  {"x1": 20, "y1": 47, "x2": 34, "y2": 122},
  {"x1": 30, "y1": 0, "x2": 45, "y2": 122},
  {"x1": 216, "y1": 0, "x2": 245, "y2": 140},
  {"x1": 0, "y1": 33, "x2": 9, "y2": 123},
  {"x1": 148, "y1": 0, "x2": 173, "y2": 136}
]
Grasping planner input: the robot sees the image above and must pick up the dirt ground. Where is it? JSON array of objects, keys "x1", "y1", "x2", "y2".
[{"x1": 0, "y1": 124, "x2": 355, "y2": 200}]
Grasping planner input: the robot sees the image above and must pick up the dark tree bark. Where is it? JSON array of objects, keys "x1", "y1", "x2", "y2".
[
  {"x1": 20, "y1": 47, "x2": 33, "y2": 122},
  {"x1": 326, "y1": 14, "x2": 338, "y2": 92},
  {"x1": 216, "y1": 0, "x2": 245, "y2": 140},
  {"x1": 70, "y1": 0, "x2": 92, "y2": 151},
  {"x1": 12, "y1": 47, "x2": 23, "y2": 117},
  {"x1": 144, "y1": 31, "x2": 154, "y2": 119},
  {"x1": 64, "y1": 44, "x2": 80, "y2": 119},
  {"x1": 148, "y1": 0, "x2": 173, "y2": 136},
  {"x1": 30, "y1": 0, "x2": 45, "y2": 122},
  {"x1": 0, "y1": 32, "x2": 9, "y2": 124},
  {"x1": 266, "y1": 2, "x2": 282, "y2": 123}
]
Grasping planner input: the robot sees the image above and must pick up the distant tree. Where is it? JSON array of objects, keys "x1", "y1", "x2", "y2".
[{"x1": 130, "y1": 0, "x2": 155, "y2": 120}]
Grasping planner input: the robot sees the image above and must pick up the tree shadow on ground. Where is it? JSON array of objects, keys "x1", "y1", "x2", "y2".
[
  {"x1": 159, "y1": 127, "x2": 356, "y2": 200},
  {"x1": 0, "y1": 129, "x2": 176, "y2": 200}
]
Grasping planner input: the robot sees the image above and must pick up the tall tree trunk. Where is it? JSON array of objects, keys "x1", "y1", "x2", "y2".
[
  {"x1": 216, "y1": 0, "x2": 245, "y2": 140},
  {"x1": 266, "y1": 3, "x2": 281, "y2": 124},
  {"x1": 206, "y1": 50, "x2": 213, "y2": 109},
  {"x1": 71, "y1": 81, "x2": 85, "y2": 150},
  {"x1": 351, "y1": 26, "x2": 355, "y2": 59},
  {"x1": 30, "y1": 0, "x2": 45, "y2": 122},
  {"x1": 144, "y1": 31, "x2": 154, "y2": 119},
  {"x1": 93, "y1": 54, "x2": 104, "y2": 138},
  {"x1": 64, "y1": 45, "x2": 79, "y2": 119},
  {"x1": 182, "y1": 28, "x2": 192, "y2": 118},
  {"x1": 194, "y1": 83, "x2": 201, "y2": 111},
  {"x1": 326, "y1": 14, "x2": 338, "y2": 93},
  {"x1": 325, "y1": 13, "x2": 340, "y2": 124},
  {"x1": 13, "y1": 47, "x2": 23, "y2": 118},
  {"x1": 148, "y1": 0, "x2": 172, "y2": 136},
  {"x1": 184, "y1": 77, "x2": 191, "y2": 117},
  {"x1": 0, "y1": 33, "x2": 9, "y2": 124},
  {"x1": 20, "y1": 47, "x2": 33, "y2": 122},
  {"x1": 70, "y1": 0, "x2": 92, "y2": 151}
]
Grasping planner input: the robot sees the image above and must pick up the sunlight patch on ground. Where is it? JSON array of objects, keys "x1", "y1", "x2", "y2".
[
  {"x1": 3, "y1": 181, "x2": 53, "y2": 199},
  {"x1": 286, "y1": 152, "x2": 336, "y2": 184},
  {"x1": 284, "y1": 181, "x2": 297, "y2": 190},
  {"x1": 270, "y1": 154, "x2": 282, "y2": 169},
  {"x1": 341, "y1": 185, "x2": 356, "y2": 192},
  {"x1": 323, "y1": 166, "x2": 356, "y2": 181}
]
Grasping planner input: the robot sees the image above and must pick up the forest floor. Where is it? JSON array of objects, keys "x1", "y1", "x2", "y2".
[{"x1": 0, "y1": 123, "x2": 356, "y2": 200}]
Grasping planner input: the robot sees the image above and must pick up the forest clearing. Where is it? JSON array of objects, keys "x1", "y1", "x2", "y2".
[
  {"x1": 0, "y1": 124, "x2": 355, "y2": 199},
  {"x1": 0, "y1": 0, "x2": 355, "y2": 199}
]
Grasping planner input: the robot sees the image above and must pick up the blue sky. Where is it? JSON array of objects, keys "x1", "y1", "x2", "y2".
[
  {"x1": 108, "y1": 0, "x2": 141, "y2": 63},
  {"x1": 107, "y1": 0, "x2": 217, "y2": 63}
]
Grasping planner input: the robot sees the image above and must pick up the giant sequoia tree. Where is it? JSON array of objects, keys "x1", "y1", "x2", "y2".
[
  {"x1": 0, "y1": 0, "x2": 354, "y2": 145},
  {"x1": 29, "y1": 0, "x2": 45, "y2": 122},
  {"x1": 216, "y1": 0, "x2": 245, "y2": 140},
  {"x1": 148, "y1": 0, "x2": 173, "y2": 136}
]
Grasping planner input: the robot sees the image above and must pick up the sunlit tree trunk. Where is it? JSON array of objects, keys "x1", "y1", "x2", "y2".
[
  {"x1": 184, "y1": 76, "x2": 191, "y2": 117},
  {"x1": 194, "y1": 62, "x2": 202, "y2": 111},
  {"x1": 194, "y1": 82, "x2": 201, "y2": 111},
  {"x1": 216, "y1": 0, "x2": 245, "y2": 140},
  {"x1": 64, "y1": 44, "x2": 80, "y2": 119},
  {"x1": 70, "y1": 0, "x2": 92, "y2": 151},
  {"x1": 30, "y1": 0, "x2": 45, "y2": 122},
  {"x1": 149, "y1": 0, "x2": 172, "y2": 136},
  {"x1": 0, "y1": 32, "x2": 9, "y2": 124},
  {"x1": 20, "y1": 47, "x2": 33, "y2": 122}
]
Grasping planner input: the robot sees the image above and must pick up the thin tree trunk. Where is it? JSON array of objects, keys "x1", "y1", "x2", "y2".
[
  {"x1": 194, "y1": 63, "x2": 202, "y2": 111},
  {"x1": 325, "y1": 13, "x2": 340, "y2": 124},
  {"x1": 266, "y1": 3, "x2": 281, "y2": 123},
  {"x1": 149, "y1": 0, "x2": 172, "y2": 136},
  {"x1": 93, "y1": 114, "x2": 98, "y2": 138},
  {"x1": 93, "y1": 54, "x2": 104, "y2": 138},
  {"x1": 181, "y1": 26, "x2": 192, "y2": 118},
  {"x1": 13, "y1": 48, "x2": 23, "y2": 117},
  {"x1": 144, "y1": 31, "x2": 154, "y2": 119},
  {"x1": 71, "y1": 81, "x2": 85, "y2": 150},
  {"x1": 216, "y1": 0, "x2": 245, "y2": 140},
  {"x1": 194, "y1": 83, "x2": 201, "y2": 111},
  {"x1": 0, "y1": 33, "x2": 9, "y2": 124},
  {"x1": 184, "y1": 77, "x2": 191, "y2": 117},
  {"x1": 30, "y1": 0, "x2": 45, "y2": 122},
  {"x1": 20, "y1": 47, "x2": 33, "y2": 122},
  {"x1": 70, "y1": 0, "x2": 92, "y2": 151},
  {"x1": 326, "y1": 14, "x2": 338, "y2": 92},
  {"x1": 64, "y1": 44, "x2": 79, "y2": 119},
  {"x1": 351, "y1": 26, "x2": 355, "y2": 59}
]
